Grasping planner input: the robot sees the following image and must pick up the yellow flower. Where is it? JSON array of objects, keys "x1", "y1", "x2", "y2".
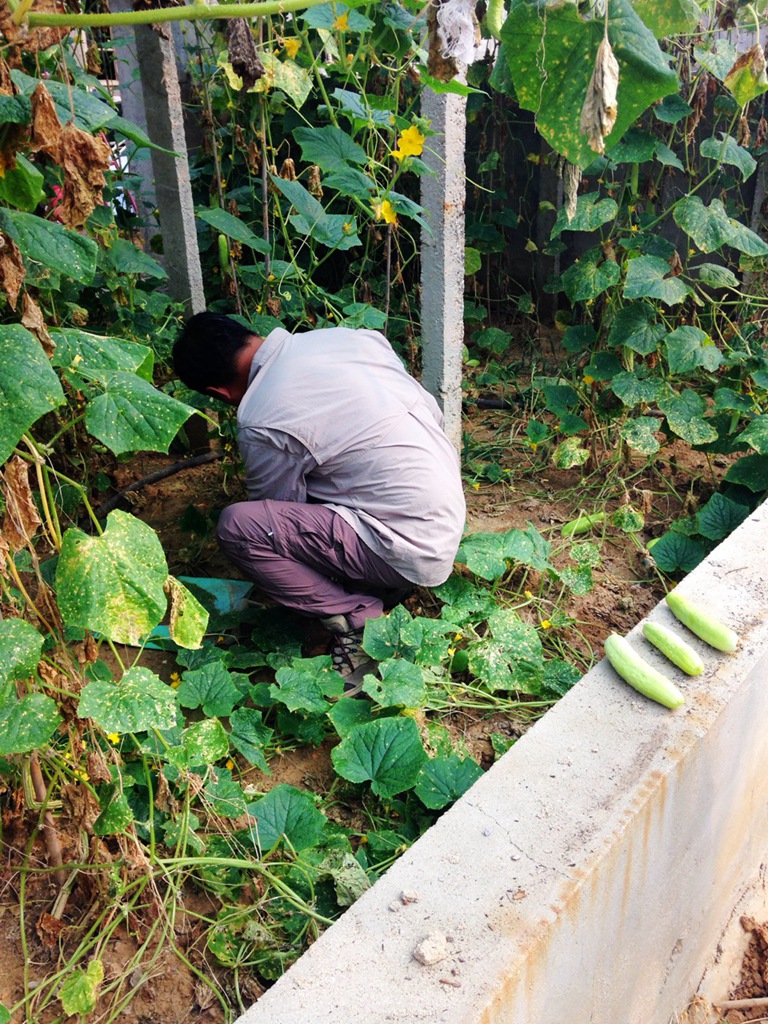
[
  {"x1": 170, "y1": 671, "x2": 181, "y2": 689},
  {"x1": 583, "y1": 374, "x2": 595, "y2": 385},
  {"x1": 540, "y1": 619, "x2": 552, "y2": 630},
  {"x1": 283, "y1": 37, "x2": 301, "y2": 58},
  {"x1": 373, "y1": 199, "x2": 397, "y2": 225},
  {"x1": 524, "y1": 590, "x2": 533, "y2": 599},
  {"x1": 391, "y1": 125, "x2": 425, "y2": 161},
  {"x1": 472, "y1": 482, "x2": 480, "y2": 490},
  {"x1": 529, "y1": 442, "x2": 538, "y2": 452},
  {"x1": 107, "y1": 733, "x2": 120, "y2": 744},
  {"x1": 75, "y1": 770, "x2": 90, "y2": 782},
  {"x1": 333, "y1": 12, "x2": 349, "y2": 30},
  {"x1": 226, "y1": 759, "x2": 235, "y2": 770},
  {"x1": 630, "y1": 224, "x2": 639, "y2": 232}
]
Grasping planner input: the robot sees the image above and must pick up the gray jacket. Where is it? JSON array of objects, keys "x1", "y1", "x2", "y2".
[{"x1": 236, "y1": 326, "x2": 466, "y2": 586}]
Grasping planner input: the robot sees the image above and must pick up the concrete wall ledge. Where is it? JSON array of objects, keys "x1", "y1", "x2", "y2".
[{"x1": 237, "y1": 503, "x2": 768, "y2": 1024}]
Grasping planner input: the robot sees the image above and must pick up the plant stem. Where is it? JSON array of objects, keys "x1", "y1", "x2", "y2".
[{"x1": 24, "y1": 0, "x2": 329, "y2": 29}]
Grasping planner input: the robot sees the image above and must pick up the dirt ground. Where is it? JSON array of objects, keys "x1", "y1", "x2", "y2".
[{"x1": 0, "y1": 399, "x2": 755, "y2": 1023}]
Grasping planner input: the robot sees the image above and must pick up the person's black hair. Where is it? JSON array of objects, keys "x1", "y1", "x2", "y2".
[{"x1": 173, "y1": 311, "x2": 255, "y2": 394}]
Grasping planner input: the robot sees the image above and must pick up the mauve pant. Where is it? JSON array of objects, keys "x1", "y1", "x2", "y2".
[{"x1": 216, "y1": 500, "x2": 411, "y2": 629}]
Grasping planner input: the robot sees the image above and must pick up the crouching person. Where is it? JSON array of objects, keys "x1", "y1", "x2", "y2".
[{"x1": 172, "y1": 312, "x2": 466, "y2": 691}]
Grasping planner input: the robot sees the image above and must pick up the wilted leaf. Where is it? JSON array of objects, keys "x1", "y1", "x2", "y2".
[
  {"x1": 724, "y1": 44, "x2": 768, "y2": 106},
  {"x1": 580, "y1": 36, "x2": 620, "y2": 155},
  {"x1": 226, "y1": 18, "x2": 264, "y2": 90},
  {"x1": 1, "y1": 456, "x2": 41, "y2": 551},
  {"x1": 21, "y1": 293, "x2": 54, "y2": 355},
  {"x1": 55, "y1": 121, "x2": 112, "y2": 229},
  {"x1": 30, "y1": 82, "x2": 62, "y2": 157},
  {"x1": 165, "y1": 576, "x2": 209, "y2": 650},
  {"x1": 59, "y1": 960, "x2": 104, "y2": 1016},
  {"x1": 0, "y1": 231, "x2": 25, "y2": 310}
]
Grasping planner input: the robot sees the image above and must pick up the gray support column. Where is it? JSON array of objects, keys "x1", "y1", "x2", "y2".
[
  {"x1": 111, "y1": 6, "x2": 204, "y2": 314},
  {"x1": 420, "y1": 88, "x2": 466, "y2": 451}
]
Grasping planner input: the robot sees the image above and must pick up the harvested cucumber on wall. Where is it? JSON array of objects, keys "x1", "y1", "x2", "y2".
[
  {"x1": 642, "y1": 621, "x2": 704, "y2": 676},
  {"x1": 665, "y1": 591, "x2": 739, "y2": 653},
  {"x1": 604, "y1": 633, "x2": 685, "y2": 709}
]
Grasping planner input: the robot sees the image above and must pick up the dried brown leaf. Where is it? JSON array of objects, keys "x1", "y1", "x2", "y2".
[
  {"x1": 756, "y1": 116, "x2": 768, "y2": 149},
  {"x1": 226, "y1": 19, "x2": 265, "y2": 91},
  {"x1": 580, "y1": 36, "x2": 619, "y2": 155},
  {"x1": 1, "y1": 456, "x2": 42, "y2": 551},
  {"x1": 30, "y1": 83, "x2": 62, "y2": 157},
  {"x1": 56, "y1": 121, "x2": 112, "y2": 229},
  {"x1": 562, "y1": 161, "x2": 582, "y2": 223},
  {"x1": 0, "y1": 57, "x2": 14, "y2": 94},
  {"x1": 668, "y1": 250, "x2": 683, "y2": 277},
  {"x1": 21, "y1": 293, "x2": 55, "y2": 356},
  {"x1": 279, "y1": 158, "x2": 297, "y2": 180},
  {"x1": 86, "y1": 749, "x2": 113, "y2": 785},
  {"x1": 62, "y1": 781, "x2": 102, "y2": 832},
  {"x1": 0, "y1": 232, "x2": 25, "y2": 311},
  {"x1": 37, "y1": 911, "x2": 67, "y2": 947},
  {"x1": 308, "y1": 164, "x2": 323, "y2": 198}
]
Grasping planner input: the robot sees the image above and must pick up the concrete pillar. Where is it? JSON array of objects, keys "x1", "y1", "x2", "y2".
[
  {"x1": 110, "y1": 6, "x2": 205, "y2": 315},
  {"x1": 420, "y1": 87, "x2": 467, "y2": 451}
]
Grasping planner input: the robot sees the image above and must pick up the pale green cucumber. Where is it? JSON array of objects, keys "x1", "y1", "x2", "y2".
[
  {"x1": 642, "y1": 620, "x2": 704, "y2": 676},
  {"x1": 665, "y1": 590, "x2": 739, "y2": 653},
  {"x1": 604, "y1": 633, "x2": 685, "y2": 709},
  {"x1": 561, "y1": 511, "x2": 605, "y2": 538}
]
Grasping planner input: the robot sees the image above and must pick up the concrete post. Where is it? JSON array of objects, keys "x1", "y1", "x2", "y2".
[
  {"x1": 110, "y1": 6, "x2": 205, "y2": 315},
  {"x1": 420, "y1": 87, "x2": 467, "y2": 451}
]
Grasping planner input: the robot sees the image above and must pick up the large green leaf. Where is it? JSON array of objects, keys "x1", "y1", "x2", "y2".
[
  {"x1": 551, "y1": 193, "x2": 618, "y2": 237},
  {"x1": 696, "y1": 263, "x2": 740, "y2": 290},
  {"x1": 105, "y1": 237, "x2": 169, "y2": 279},
  {"x1": 361, "y1": 658, "x2": 426, "y2": 708},
  {"x1": 85, "y1": 372, "x2": 194, "y2": 455},
  {"x1": 1, "y1": 209, "x2": 97, "y2": 284},
  {"x1": 659, "y1": 391, "x2": 719, "y2": 444},
  {"x1": 649, "y1": 531, "x2": 707, "y2": 572},
  {"x1": 293, "y1": 125, "x2": 368, "y2": 173},
  {"x1": 622, "y1": 415, "x2": 663, "y2": 452},
  {"x1": 501, "y1": 0, "x2": 678, "y2": 168},
  {"x1": 0, "y1": 618, "x2": 44, "y2": 686},
  {"x1": 249, "y1": 783, "x2": 327, "y2": 852},
  {"x1": 51, "y1": 328, "x2": 153, "y2": 380},
  {"x1": 693, "y1": 40, "x2": 738, "y2": 82},
  {"x1": 323, "y1": 168, "x2": 376, "y2": 198},
  {"x1": 363, "y1": 606, "x2": 423, "y2": 661},
  {"x1": 228, "y1": 708, "x2": 273, "y2": 772},
  {"x1": 414, "y1": 755, "x2": 483, "y2": 810},
  {"x1": 196, "y1": 207, "x2": 270, "y2": 253},
  {"x1": 738, "y1": 415, "x2": 768, "y2": 454},
  {"x1": 674, "y1": 197, "x2": 768, "y2": 256},
  {"x1": 78, "y1": 667, "x2": 178, "y2": 734},
  {"x1": 561, "y1": 255, "x2": 620, "y2": 302},
  {"x1": 56, "y1": 511, "x2": 168, "y2": 645},
  {"x1": 172, "y1": 718, "x2": 229, "y2": 768},
  {"x1": 696, "y1": 493, "x2": 750, "y2": 541},
  {"x1": 0, "y1": 154, "x2": 44, "y2": 211},
  {"x1": 606, "y1": 302, "x2": 664, "y2": 355},
  {"x1": 331, "y1": 717, "x2": 427, "y2": 798},
  {"x1": 253, "y1": 51, "x2": 312, "y2": 108},
  {"x1": 271, "y1": 176, "x2": 361, "y2": 250},
  {"x1": 611, "y1": 373, "x2": 668, "y2": 408},
  {"x1": 700, "y1": 134, "x2": 756, "y2": 181},
  {"x1": 0, "y1": 325, "x2": 66, "y2": 465},
  {"x1": 177, "y1": 661, "x2": 243, "y2": 717},
  {"x1": 271, "y1": 656, "x2": 343, "y2": 713},
  {"x1": 664, "y1": 325, "x2": 722, "y2": 375},
  {"x1": 623, "y1": 255, "x2": 692, "y2": 305},
  {"x1": 632, "y1": 0, "x2": 702, "y2": 37},
  {"x1": 0, "y1": 691, "x2": 60, "y2": 756},
  {"x1": 724, "y1": 453, "x2": 768, "y2": 491}
]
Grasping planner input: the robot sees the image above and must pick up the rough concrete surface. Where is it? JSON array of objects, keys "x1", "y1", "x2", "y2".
[{"x1": 236, "y1": 504, "x2": 768, "y2": 1024}]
